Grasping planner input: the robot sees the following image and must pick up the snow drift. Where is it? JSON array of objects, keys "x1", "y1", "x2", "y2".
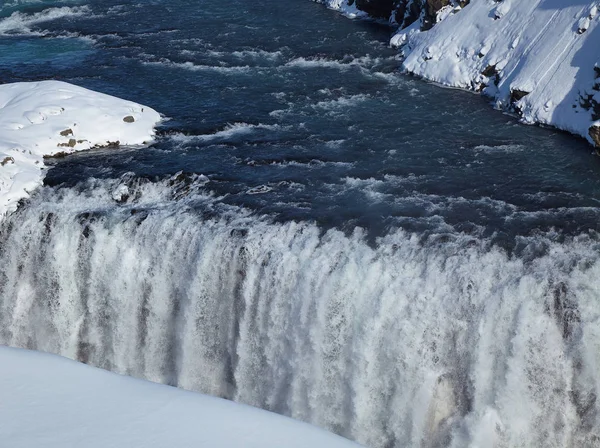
[
  {"x1": 0, "y1": 80, "x2": 161, "y2": 217},
  {"x1": 0, "y1": 346, "x2": 361, "y2": 448},
  {"x1": 321, "y1": 0, "x2": 600, "y2": 147}
]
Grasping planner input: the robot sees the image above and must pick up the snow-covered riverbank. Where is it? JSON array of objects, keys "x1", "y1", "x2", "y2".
[
  {"x1": 321, "y1": 0, "x2": 600, "y2": 148},
  {"x1": 0, "y1": 347, "x2": 361, "y2": 448},
  {"x1": 0, "y1": 81, "x2": 161, "y2": 216}
]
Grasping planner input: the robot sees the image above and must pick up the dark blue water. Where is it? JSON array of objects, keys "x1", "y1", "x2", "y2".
[{"x1": 2, "y1": 0, "x2": 600, "y2": 246}]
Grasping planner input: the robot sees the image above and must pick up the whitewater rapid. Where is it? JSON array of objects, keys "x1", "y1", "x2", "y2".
[{"x1": 1, "y1": 175, "x2": 599, "y2": 447}]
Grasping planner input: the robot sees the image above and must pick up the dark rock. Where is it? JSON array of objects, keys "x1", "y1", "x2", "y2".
[
  {"x1": 123, "y1": 115, "x2": 135, "y2": 123},
  {"x1": 56, "y1": 138, "x2": 77, "y2": 148},
  {"x1": 590, "y1": 125, "x2": 600, "y2": 148},
  {"x1": 230, "y1": 228, "x2": 249, "y2": 238},
  {"x1": 0, "y1": 156, "x2": 14, "y2": 166},
  {"x1": 46, "y1": 151, "x2": 69, "y2": 158},
  {"x1": 394, "y1": 0, "x2": 422, "y2": 28},
  {"x1": 481, "y1": 65, "x2": 496, "y2": 77},
  {"x1": 510, "y1": 89, "x2": 529, "y2": 104},
  {"x1": 356, "y1": 0, "x2": 397, "y2": 19},
  {"x1": 59, "y1": 128, "x2": 73, "y2": 137}
]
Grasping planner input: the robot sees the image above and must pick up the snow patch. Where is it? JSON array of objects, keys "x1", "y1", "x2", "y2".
[
  {"x1": 394, "y1": 0, "x2": 600, "y2": 146},
  {"x1": 0, "y1": 347, "x2": 361, "y2": 448},
  {"x1": 0, "y1": 81, "x2": 161, "y2": 216}
]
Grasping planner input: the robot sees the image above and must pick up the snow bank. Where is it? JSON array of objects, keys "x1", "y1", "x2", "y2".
[
  {"x1": 0, "y1": 347, "x2": 361, "y2": 448},
  {"x1": 321, "y1": 0, "x2": 600, "y2": 147},
  {"x1": 394, "y1": 0, "x2": 600, "y2": 146},
  {"x1": 0, "y1": 80, "x2": 161, "y2": 216}
]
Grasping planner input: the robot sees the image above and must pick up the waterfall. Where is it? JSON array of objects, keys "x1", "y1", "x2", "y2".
[{"x1": 1, "y1": 174, "x2": 599, "y2": 447}]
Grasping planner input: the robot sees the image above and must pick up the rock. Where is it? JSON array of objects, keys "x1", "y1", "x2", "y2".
[
  {"x1": 0, "y1": 156, "x2": 15, "y2": 166},
  {"x1": 112, "y1": 184, "x2": 130, "y2": 203},
  {"x1": 123, "y1": 115, "x2": 135, "y2": 123},
  {"x1": 510, "y1": 88, "x2": 529, "y2": 103},
  {"x1": 590, "y1": 125, "x2": 600, "y2": 147},
  {"x1": 355, "y1": 0, "x2": 397, "y2": 19},
  {"x1": 56, "y1": 138, "x2": 77, "y2": 148},
  {"x1": 60, "y1": 128, "x2": 73, "y2": 137},
  {"x1": 45, "y1": 151, "x2": 69, "y2": 158}
]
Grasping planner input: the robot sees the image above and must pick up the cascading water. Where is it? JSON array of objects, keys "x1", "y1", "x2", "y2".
[{"x1": 1, "y1": 174, "x2": 599, "y2": 447}]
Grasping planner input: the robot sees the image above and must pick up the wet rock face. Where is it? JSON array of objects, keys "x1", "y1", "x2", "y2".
[
  {"x1": 394, "y1": 0, "x2": 424, "y2": 28},
  {"x1": 590, "y1": 125, "x2": 600, "y2": 148},
  {"x1": 389, "y1": 0, "x2": 469, "y2": 30},
  {"x1": 348, "y1": 0, "x2": 471, "y2": 28},
  {"x1": 355, "y1": 0, "x2": 398, "y2": 19}
]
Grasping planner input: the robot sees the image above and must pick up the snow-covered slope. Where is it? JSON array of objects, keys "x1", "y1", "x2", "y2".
[
  {"x1": 321, "y1": 0, "x2": 600, "y2": 147},
  {"x1": 0, "y1": 346, "x2": 361, "y2": 448},
  {"x1": 0, "y1": 81, "x2": 161, "y2": 216}
]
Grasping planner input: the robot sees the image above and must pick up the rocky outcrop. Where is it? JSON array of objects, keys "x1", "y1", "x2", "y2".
[
  {"x1": 590, "y1": 125, "x2": 600, "y2": 148},
  {"x1": 353, "y1": 0, "x2": 397, "y2": 19},
  {"x1": 349, "y1": 0, "x2": 469, "y2": 29}
]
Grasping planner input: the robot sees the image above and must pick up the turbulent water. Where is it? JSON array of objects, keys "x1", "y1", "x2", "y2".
[{"x1": 3, "y1": 0, "x2": 600, "y2": 447}]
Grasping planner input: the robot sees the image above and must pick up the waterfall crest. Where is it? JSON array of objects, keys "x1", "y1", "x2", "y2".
[{"x1": 1, "y1": 175, "x2": 600, "y2": 447}]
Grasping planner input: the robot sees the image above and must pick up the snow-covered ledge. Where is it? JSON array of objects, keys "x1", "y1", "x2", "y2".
[
  {"x1": 0, "y1": 347, "x2": 362, "y2": 448},
  {"x1": 322, "y1": 0, "x2": 600, "y2": 149},
  {"x1": 0, "y1": 81, "x2": 161, "y2": 217},
  {"x1": 395, "y1": 1, "x2": 600, "y2": 147}
]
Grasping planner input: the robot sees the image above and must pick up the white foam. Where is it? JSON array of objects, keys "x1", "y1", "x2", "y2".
[
  {"x1": 313, "y1": 94, "x2": 370, "y2": 111},
  {"x1": 472, "y1": 144, "x2": 526, "y2": 153},
  {"x1": 0, "y1": 6, "x2": 90, "y2": 36},
  {"x1": 142, "y1": 58, "x2": 252, "y2": 74},
  {"x1": 170, "y1": 123, "x2": 287, "y2": 144}
]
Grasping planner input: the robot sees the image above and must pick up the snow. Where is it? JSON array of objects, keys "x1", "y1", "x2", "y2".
[
  {"x1": 0, "y1": 80, "x2": 161, "y2": 216},
  {"x1": 392, "y1": 0, "x2": 600, "y2": 146},
  {"x1": 0, "y1": 346, "x2": 361, "y2": 448}
]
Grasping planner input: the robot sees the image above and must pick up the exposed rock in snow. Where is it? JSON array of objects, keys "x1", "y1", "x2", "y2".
[
  {"x1": 591, "y1": 124, "x2": 600, "y2": 147},
  {"x1": 0, "y1": 81, "x2": 161, "y2": 217},
  {"x1": 322, "y1": 0, "x2": 600, "y2": 148},
  {"x1": 0, "y1": 347, "x2": 362, "y2": 448}
]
